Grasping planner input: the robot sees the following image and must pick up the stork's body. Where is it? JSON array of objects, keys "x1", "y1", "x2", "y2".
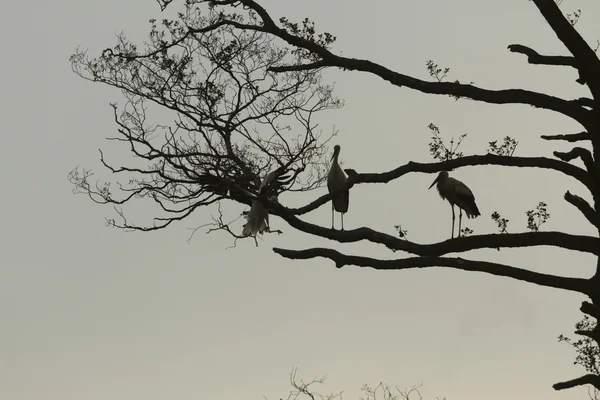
[
  {"x1": 327, "y1": 145, "x2": 349, "y2": 230},
  {"x1": 242, "y1": 200, "x2": 270, "y2": 237},
  {"x1": 241, "y1": 167, "x2": 291, "y2": 237},
  {"x1": 429, "y1": 171, "x2": 480, "y2": 238}
]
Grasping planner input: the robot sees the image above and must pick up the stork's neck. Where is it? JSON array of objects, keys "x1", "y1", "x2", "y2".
[{"x1": 332, "y1": 153, "x2": 340, "y2": 166}]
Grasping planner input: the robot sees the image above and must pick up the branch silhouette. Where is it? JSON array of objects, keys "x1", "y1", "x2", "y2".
[
  {"x1": 507, "y1": 44, "x2": 577, "y2": 68},
  {"x1": 73, "y1": 0, "x2": 600, "y2": 395},
  {"x1": 507, "y1": 43, "x2": 589, "y2": 85},
  {"x1": 529, "y1": 0, "x2": 600, "y2": 95},
  {"x1": 272, "y1": 247, "x2": 592, "y2": 294},
  {"x1": 541, "y1": 132, "x2": 590, "y2": 142},
  {"x1": 553, "y1": 374, "x2": 600, "y2": 391},
  {"x1": 284, "y1": 154, "x2": 594, "y2": 216},
  {"x1": 564, "y1": 191, "x2": 599, "y2": 228},
  {"x1": 554, "y1": 148, "x2": 595, "y2": 175},
  {"x1": 271, "y1": 205, "x2": 600, "y2": 256},
  {"x1": 190, "y1": 0, "x2": 592, "y2": 125}
]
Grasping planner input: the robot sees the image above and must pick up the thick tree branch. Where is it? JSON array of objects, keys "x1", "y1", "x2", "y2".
[
  {"x1": 286, "y1": 154, "x2": 593, "y2": 216},
  {"x1": 564, "y1": 191, "x2": 599, "y2": 228},
  {"x1": 272, "y1": 247, "x2": 591, "y2": 294},
  {"x1": 507, "y1": 44, "x2": 589, "y2": 85},
  {"x1": 507, "y1": 44, "x2": 577, "y2": 67},
  {"x1": 271, "y1": 57, "x2": 590, "y2": 125},
  {"x1": 554, "y1": 147, "x2": 595, "y2": 174},
  {"x1": 581, "y1": 301, "x2": 600, "y2": 320},
  {"x1": 571, "y1": 98, "x2": 595, "y2": 109},
  {"x1": 574, "y1": 328, "x2": 600, "y2": 343},
  {"x1": 530, "y1": 0, "x2": 600, "y2": 96},
  {"x1": 541, "y1": 132, "x2": 589, "y2": 142},
  {"x1": 349, "y1": 155, "x2": 593, "y2": 189},
  {"x1": 271, "y1": 204, "x2": 600, "y2": 256},
  {"x1": 553, "y1": 374, "x2": 600, "y2": 391},
  {"x1": 203, "y1": 1, "x2": 592, "y2": 126}
]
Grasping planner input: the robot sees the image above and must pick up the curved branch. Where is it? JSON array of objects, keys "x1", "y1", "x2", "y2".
[
  {"x1": 564, "y1": 191, "x2": 599, "y2": 228},
  {"x1": 553, "y1": 374, "x2": 600, "y2": 391},
  {"x1": 286, "y1": 154, "x2": 593, "y2": 216},
  {"x1": 507, "y1": 44, "x2": 577, "y2": 67},
  {"x1": 272, "y1": 247, "x2": 591, "y2": 294},
  {"x1": 271, "y1": 205, "x2": 600, "y2": 256},
  {"x1": 554, "y1": 147, "x2": 595, "y2": 174}
]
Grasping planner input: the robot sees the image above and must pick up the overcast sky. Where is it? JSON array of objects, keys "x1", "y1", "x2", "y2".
[{"x1": 2, "y1": 0, "x2": 600, "y2": 399}]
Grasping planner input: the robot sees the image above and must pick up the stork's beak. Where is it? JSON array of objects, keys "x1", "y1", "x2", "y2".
[
  {"x1": 428, "y1": 176, "x2": 439, "y2": 190},
  {"x1": 331, "y1": 152, "x2": 335, "y2": 161}
]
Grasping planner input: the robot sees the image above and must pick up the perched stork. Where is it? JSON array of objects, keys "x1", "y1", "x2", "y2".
[
  {"x1": 428, "y1": 171, "x2": 480, "y2": 238},
  {"x1": 241, "y1": 167, "x2": 293, "y2": 237},
  {"x1": 327, "y1": 145, "x2": 349, "y2": 230}
]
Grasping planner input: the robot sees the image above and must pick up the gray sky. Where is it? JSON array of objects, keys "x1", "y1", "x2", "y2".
[{"x1": 1, "y1": 0, "x2": 599, "y2": 399}]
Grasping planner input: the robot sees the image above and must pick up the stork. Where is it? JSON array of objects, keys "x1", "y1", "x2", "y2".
[
  {"x1": 241, "y1": 167, "x2": 293, "y2": 237},
  {"x1": 428, "y1": 171, "x2": 480, "y2": 238},
  {"x1": 241, "y1": 198, "x2": 271, "y2": 237},
  {"x1": 327, "y1": 145, "x2": 349, "y2": 230}
]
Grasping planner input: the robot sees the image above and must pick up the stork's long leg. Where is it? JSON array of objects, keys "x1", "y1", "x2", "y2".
[
  {"x1": 451, "y1": 204, "x2": 456, "y2": 239},
  {"x1": 341, "y1": 212, "x2": 344, "y2": 231},
  {"x1": 331, "y1": 203, "x2": 335, "y2": 230},
  {"x1": 459, "y1": 208, "x2": 463, "y2": 237}
]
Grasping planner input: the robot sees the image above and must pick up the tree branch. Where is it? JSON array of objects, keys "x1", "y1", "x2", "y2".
[
  {"x1": 285, "y1": 154, "x2": 594, "y2": 216},
  {"x1": 564, "y1": 191, "x2": 599, "y2": 228},
  {"x1": 554, "y1": 147, "x2": 596, "y2": 175},
  {"x1": 581, "y1": 301, "x2": 600, "y2": 320},
  {"x1": 349, "y1": 155, "x2": 593, "y2": 189},
  {"x1": 202, "y1": 1, "x2": 592, "y2": 125},
  {"x1": 553, "y1": 374, "x2": 600, "y2": 391},
  {"x1": 272, "y1": 247, "x2": 591, "y2": 294},
  {"x1": 530, "y1": 0, "x2": 600, "y2": 96},
  {"x1": 541, "y1": 132, "x2": 589, "y2": 142},
  {"x1": 571, "y1": 98, "x2": 595, "y2": 109},
  {"x1": 270, "y1": 57, "x2": 590, "y2": 125},
  {"x1": 507, "y1": 44, "x2": 577, "y2": 67},
  {"x1": 574, "y1": 328, "x2": 600, "y2": 343},
  {"x1": 271, "y1": 204, "x2": 600, "y2": 256}
]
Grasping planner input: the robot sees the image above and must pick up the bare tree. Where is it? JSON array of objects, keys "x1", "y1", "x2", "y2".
[
  {"x1": 71, "y1": 0, "x2": 600, "y2": 394},
  {"x1": 273, "y1": 368, "x2": 437, "y2": 400},
  {"x1": 69, "y1": 7, "x2": 341, "y2": 238}
]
